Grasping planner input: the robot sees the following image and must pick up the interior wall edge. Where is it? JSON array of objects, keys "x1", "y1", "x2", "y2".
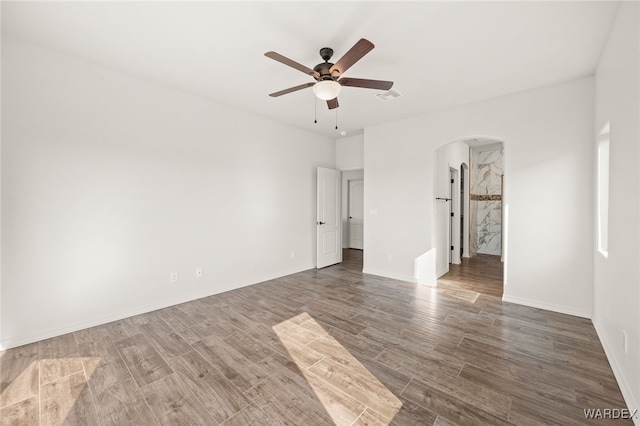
[
  {"x1": 501, "y1": 294, "x2": 592, "y2": 320},
  {"x1": 593, "y1": 318, "x2": 640, "y2": 424}
]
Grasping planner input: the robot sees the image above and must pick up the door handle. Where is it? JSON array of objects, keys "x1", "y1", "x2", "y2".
[{"x1": 317, "y1": 221, "x2": 325, "y2": 225}]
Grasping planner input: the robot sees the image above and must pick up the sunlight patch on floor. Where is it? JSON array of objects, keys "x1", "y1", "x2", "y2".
[
  {"x1": 0, "y1": 357, "x2": 101, "y2": 425},
  {"x1": 273, "y1": 312, "x2": 401, "y2": 425},
  {"x1": 436, "y1": 281, "x2": 480, "y2": 304}
]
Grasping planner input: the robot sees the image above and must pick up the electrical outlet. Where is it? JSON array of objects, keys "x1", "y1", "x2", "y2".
[
  {"x1": 387, "y1": 254, "x2": 392, "y2": 262},
  {"x1": 195, "y1": 267, "x2": 203, "y2": 278},
  {"x1": 170, "y1": 272, "x2": 179, "y2": 283},
  {"x1": 290, "y1": 251, "x2": 296, "y2": 259}
]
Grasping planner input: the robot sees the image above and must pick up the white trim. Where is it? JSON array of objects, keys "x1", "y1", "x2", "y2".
[
  {"x1": 593, "y1": 319, "x2": 640, "y2": 425},
  {"x1": 362, "y1": 268, "x2": 418, "y2": 285},
  {"x1": 361, "y1": 269, "x2": 437, "y2": 287},
  {"x1": 501, "y1": 294, "x2": 591, "y2": 319}
]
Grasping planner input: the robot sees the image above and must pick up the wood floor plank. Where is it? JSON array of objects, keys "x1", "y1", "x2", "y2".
[
  {"x1": 101, "y1": 318, "x2": 144, "y2": 342},
  {"x1": 0, "y1": 396, "x2": 39, "y2": 426},
  {"x1": 308, "y1": 357, "x2": 402, "y2": 422},
  {"x1": 294, "y1": 368, "x2": 367, "y2": 425},
  {"x1": 39, "y1": 357, "x2": 84, "y2": 385},
  {"x1": 153, "y1": 306, "x2": 201, "y2": 333},
  {"x1": 457, "y1": 337, "x2": 605, "y2": 393},
  {"x1": 0, "y1": 343, "x2": 39, "y2": 385},
  {"x1": 191, "y1": 334, "x2": 269, "y2": 392},
  {"x1": 115, "y1": 334, "x2": 173, "y2": 387},
  {"x1": 273, "y1": 334, "x2": 326, "y2": 369},
  {"x1": 390, "y1": 396, "x2": 439, "y2": 426},
  {"x1": 0, "y1": 249, "x2": 630, "y2": 425},
  {"x1": 357, "y1": 356, "x2": 412, "y2": 396},
  {"x1": 178, "y1": 318, "x2": 236, "y2": 345},
  {"x1": 353, "y1": 407, "x2": 389, "y2": 426},
  {"x1": 459, "y1": 362, "x2": 577, "y2": 410},
  {"x1": 403, "y1": 373, "x2": 511, "y2": 420},
  {"x1": 168, "y1": 350, "x2": 251, "y2": 424},
  {"x1": 40, "y1": 371, "x2": 99, "y2": 426},
  {"x1": 140, "y1": 318, "x2": 193, "y2": 360},
  {"x1": 220, "y1": 403, "x2": 285, "y2": 426},
  {"x1": 77, "y1": 333, "x2": 133, "y2": 393},
  {"x1": 93, "y1": 378, "x2": 158, "y2": 426},
  {"x1": 140, "y1": 373, "x2": 216, "y2": 425},
  {"x1": 244, "y1": 371, "x2": 337, "y2": 425},
  {"x1": 222, "y1": 329, "x2": 275, "y2": 363},
  {"x1": 0, "y1": 344, "x2": 39, "y2": 409},
  {"x1": 374, "y1": 346, "x2": 463, "y2": 380},
  {"x1": 401, "y1": 378, "x2": 511, "y2": 426},
  {"x1": 38, "y1": 333, "x2": 79, "y2": 359},
  {"x1": 438, "y1": 341, "x2": 578, "y2": 404},
  {"x1": 254, "y1": 352, "x2": 309, "y2": 381}
]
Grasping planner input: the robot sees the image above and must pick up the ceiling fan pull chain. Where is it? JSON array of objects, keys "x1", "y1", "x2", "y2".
[
  {"x1": 314, "y1": 96, "x2": 317, "y2": 124},
  {"x1": 335, "y1": 108, "x2": 338, "y2": 129}
]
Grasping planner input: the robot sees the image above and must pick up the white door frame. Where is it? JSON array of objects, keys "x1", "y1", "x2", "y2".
[
  {"x1": 449, "y1": 167, "x2": 462, "y2": 265},
  {"x1": 348, "y1": 178, "x2": 364, "y2": 250}
]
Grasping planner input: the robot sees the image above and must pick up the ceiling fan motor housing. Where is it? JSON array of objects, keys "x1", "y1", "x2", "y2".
[
  {"x1": 319, "y1": 47, "x2": 333, "y2": 61},
  {"x1": 313, "y1": 62, "x2": 336, "y2": 80},
  {"x1": 314, "y1": 47, "x2": 339, "y2": 80}
]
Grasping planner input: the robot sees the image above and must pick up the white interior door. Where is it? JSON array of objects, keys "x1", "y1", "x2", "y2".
[
  {"x1": 317, "y1": 167, "x2": 341, "y2": 268},
  {"x1": 348, "y1": 179, "x2": 364, "y2": 250}
]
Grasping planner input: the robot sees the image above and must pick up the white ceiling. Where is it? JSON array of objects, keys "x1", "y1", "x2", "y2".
[{"x1": 1, "y1": 1, "x2": 620, "y2": 139}]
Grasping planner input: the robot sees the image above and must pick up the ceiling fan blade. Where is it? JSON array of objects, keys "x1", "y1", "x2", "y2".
[
  {"x1": 327, "y1": 98, "x2": 339, "y2": 110},
  {"x1": 339, "y1": 77, "x2": 393, "y2": 90},
  {"x1": 269, "y1": 82, "x2": 315, "y2": 97},
  {"x1": 329, "y1": 38, "x2": 375, "y2": 76},
  {"x1": 265, "y1": 51, "x2": 320, "y2": 79}
]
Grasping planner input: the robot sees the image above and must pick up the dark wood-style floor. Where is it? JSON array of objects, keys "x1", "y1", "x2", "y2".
[
  {"x1": 0, "y1": 249, "x2": 630, "y2": 425},
  {"x1": 439, "y1": 254, "x2": 504, "y2": 299}
]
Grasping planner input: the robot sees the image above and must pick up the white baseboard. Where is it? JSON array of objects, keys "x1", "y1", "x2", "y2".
[
  {"x1": 501, "y1": 294, "x2": 591, "y2": 319},
  {"x1": 593, "y1": 319, "x2": 640, "y2": 425},
  {"x1": 362, "y1": 268, "x2": 416, "y2": 284}
]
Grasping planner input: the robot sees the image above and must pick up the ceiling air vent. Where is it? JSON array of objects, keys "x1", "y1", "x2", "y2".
[{"x1": 376, "y1": 89, "x2": 402, "y2": 101}]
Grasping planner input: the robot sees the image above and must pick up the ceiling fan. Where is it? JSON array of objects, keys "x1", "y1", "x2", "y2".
[{"x1": 265, "y1": 38, "x2": 393, "y2": 110}]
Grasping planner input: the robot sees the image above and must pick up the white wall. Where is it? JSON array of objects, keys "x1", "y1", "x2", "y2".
[
  {"x1": 0, "y1": 38, "x2": 335, "y2": 349},
  {"x1": 593, "y1": 1, "x2": 640, "y2": 418},
  {"x1": 364, "y1": 77, "x2": 594, "y2": 317},
  {"x1": 336, "y1": 133, "x2": 364, "y2": 171},
  {"x1": 434, "y1": 140, "x2": 469, "y2": 277}
]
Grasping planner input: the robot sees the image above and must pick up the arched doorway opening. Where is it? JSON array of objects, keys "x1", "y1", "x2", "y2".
[{"x1": 433, "y1": 137, "x2": 505, "y2": 298}]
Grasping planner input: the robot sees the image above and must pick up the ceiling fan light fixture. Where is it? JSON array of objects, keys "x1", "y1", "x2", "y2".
[{"x1": 313, "y1": 80, "x2": 341, "y2": 100}]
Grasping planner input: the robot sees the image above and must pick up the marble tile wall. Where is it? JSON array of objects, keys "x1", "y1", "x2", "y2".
[
  {"x1": 469, "y1": 200, "x2": 478, "y2": 256},
  {"x1": 471, "y1": 148, "x2": 503, "y2": 256}
]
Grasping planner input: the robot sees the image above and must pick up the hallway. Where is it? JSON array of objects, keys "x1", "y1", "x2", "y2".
[{"x1": 438, "y1": 254, "x2": 504, "y2": 299}]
